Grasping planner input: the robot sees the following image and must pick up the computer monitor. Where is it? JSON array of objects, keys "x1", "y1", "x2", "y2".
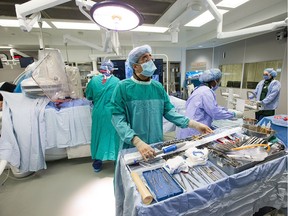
[
  {"x1": 153, "y1": 59, "x2": 163, "y2": 84},
  {"x1": 111, "y1": 60, "x2": 126, "y2": 80},
  {"x1": 19, "y1": 57, "x2": 34, "y2": 68}
]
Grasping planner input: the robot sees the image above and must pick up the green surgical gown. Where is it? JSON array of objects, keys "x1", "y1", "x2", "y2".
[
  {"x1": 111, "y1": 77, "x2": 189, "y2": 150},
  {"x1": 86, "y1": 75, "x2": 120, "y2": 161}
]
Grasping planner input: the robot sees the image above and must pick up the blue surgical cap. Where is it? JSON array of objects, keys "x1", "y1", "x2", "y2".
[
  {"x1": 100, "y1": 60, "x2": 114, "y2": 71},
  {"x1": 199, "y1": 68, "x2": 222, "y2": 83},
  {"x1": 126, "y1": 45, "x2": 152, "y2": 70},
  {"x1": 264, "y1": 68, "x2": 277, "y2": 77}
]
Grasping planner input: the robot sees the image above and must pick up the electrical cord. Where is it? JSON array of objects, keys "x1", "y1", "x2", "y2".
[
  {"x1": 0, "y1": 168, "x2": 37, "y2": 187},
  {"x1": 0, "y1": 168, "x2": 10, "y2": 186}
]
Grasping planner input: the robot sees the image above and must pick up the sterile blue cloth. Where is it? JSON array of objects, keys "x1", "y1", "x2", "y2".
[
  {"x1": 45, "y1": 105, "x2": 91, "y2": 149},
  {"x1": 115, "y1": 148, "x2": 287, "y2": 216},
  {"x1": 0, "y1": 92, "x2": 50, "y2": 172},
  {"x1": 0, "y1": 92, "x2": 92, "y2": 172},
  {"x1": 258, "y1": 115, "x2": 288, "y2": 146},
  {"x1": 46, "y1": 98, "x2": 91, "y2": 110}
]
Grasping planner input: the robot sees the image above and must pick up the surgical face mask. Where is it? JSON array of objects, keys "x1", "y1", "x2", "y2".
[
  {"x1": 263, "y1": 75, "x2": 270, "y2": 80},
  {"x1": 212, "y1": 80, "x2": 219, "y2": 91},
  {"x1": 140, "y1": 60, "x2": 157, "y2": 77}
]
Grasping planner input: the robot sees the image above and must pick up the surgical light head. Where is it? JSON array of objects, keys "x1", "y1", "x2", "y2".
[
  {"x1": 199, "y1": 68, "x2": 222, "y2": 83},
  {"x1": 126, "y1": 45, "x2": 152, "y2": 71},
  {"x1": 264, "y1": 68, "x2": 277, "y2": 77}
]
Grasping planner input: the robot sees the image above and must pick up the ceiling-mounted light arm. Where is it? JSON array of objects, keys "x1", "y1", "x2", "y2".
[
  {"x1": 63, "y1": 34, "x2": 103, "y2": 51},
  {"x1": 15, "y1": 0, "x2": 71, "y2": 32},
  {"x1": 75, "y1": 0, "x2": 95, "y2": 23},
  {"x1": 168, "y1": 24, "x2": 180, "y2": 43},
  {"x1": 103, "y1": 30, "x2": 112, "y2": 53},
  {"x1": 205, "y1": 0, "x2": 222, "y2": 22},
  {"x1": 111, "y1": 31, "x2": 121, "y2": 55},
  {"x1": 205, "y1": 0, "x2": 223, "y2": 34},
  {"x1": 218, "y1": 21, "x2": 288, "y2": 39},
  {"x1": 205, "y1": 0, "x2": 288, "y2": 39},
  {"x1": 10, "y1": 49, "x2": 29, "y2": 59},
  {"x1": 16, "y1": 12, "x2": 41, "y2": 32}
]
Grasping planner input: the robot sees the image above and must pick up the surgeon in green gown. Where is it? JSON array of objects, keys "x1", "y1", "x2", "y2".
[
  {"x1": 86, "y1": 60, "x2": 120, "y2": 172},
  {"x1": 110, "y1": 45, "x2": 213, "y2": 161}
]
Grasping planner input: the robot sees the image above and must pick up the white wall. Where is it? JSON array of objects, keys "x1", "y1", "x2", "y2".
[{"x1": 0, "y1": 63, "x2": 25, "y2": 83}]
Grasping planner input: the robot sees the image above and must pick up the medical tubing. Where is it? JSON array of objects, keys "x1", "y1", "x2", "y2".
[{"x1": 130, "y1": 172, "x2": 154, "y2": 205}]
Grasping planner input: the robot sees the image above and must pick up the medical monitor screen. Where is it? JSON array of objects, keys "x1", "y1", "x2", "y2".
[
  {"x1": 153, "y1": 59, "x2": 163, "y2": 84},
  {"x1": 19, "y1": 57, "x2": 34, "y2": 68},
  {"x1": 0, "y1": 59, "x2": 3, "y2": 69},
  {"x1": 111, "y1": 60, "x2": 126, "y2": 80}
]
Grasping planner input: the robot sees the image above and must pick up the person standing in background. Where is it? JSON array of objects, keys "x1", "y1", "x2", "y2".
[
  {"x1": 250, "y1": 68, "x2": 281, "y2": 121},
  {"x1": 177, "y1": 68, "x2": 243, "y2": 139},
  {"x1": 85, "y1": 60, "x2": 120, "y2": 172}
]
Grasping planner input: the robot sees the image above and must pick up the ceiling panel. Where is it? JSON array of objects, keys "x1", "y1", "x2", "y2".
[
  {"x1": 0, "y1": 0, "x2": 286, "y2": 51},
  {"x1": 0, "y1": 0, "x2": 177, "y2": 24}
]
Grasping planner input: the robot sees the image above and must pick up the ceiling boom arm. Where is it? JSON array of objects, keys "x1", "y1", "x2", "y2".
[
  {"x1": 205, "y1": 0, "x2": 288, "y2": 39},
  {"x1": 15, "y1": 0, "x2": 71, "y2": 32}
]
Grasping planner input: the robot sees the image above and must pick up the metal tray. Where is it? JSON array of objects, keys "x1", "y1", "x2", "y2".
[
  {"x1": 242, "y1": 124, "x2": 275, "y2": 140},
  {"x1": 208, "y1": 150, "x2": 286, "y2": 175}
]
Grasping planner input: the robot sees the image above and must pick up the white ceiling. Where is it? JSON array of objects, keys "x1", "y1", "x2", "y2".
[{"x1": 0, "y1": 0, "x2": 287, "y2": 53}]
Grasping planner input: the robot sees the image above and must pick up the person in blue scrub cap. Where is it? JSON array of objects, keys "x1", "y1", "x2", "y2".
[
  {"x1": 110, "y1": 45, "x2": 213, "y2": 161},
  {"x1": 249, "y1": 68, "x2": 281, "y2": 121},
  {"x1": 86, "y1": 60, "x2": 120, "y2": 172},
  {"x1": 177, "y1": 68, "x2": 243, "y2": 139}
]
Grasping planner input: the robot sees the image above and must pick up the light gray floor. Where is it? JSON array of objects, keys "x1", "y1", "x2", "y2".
[{"x1": 0, "y1": 158, "x2": 115, "y2": 216}]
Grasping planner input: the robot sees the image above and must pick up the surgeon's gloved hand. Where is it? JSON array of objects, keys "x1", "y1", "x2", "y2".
[
  {"x1": 233, "y1": 110, "x2": 243, "y2": 118},
  {"x1": 256, "y1": 101, "x2": 263, "y2": 108},
  {"x1": 132, "y1": 136, "x2": 156, "y2": 161},
  {"x1": 188, "y1": 120, "x2": 213, "y2": 134}
]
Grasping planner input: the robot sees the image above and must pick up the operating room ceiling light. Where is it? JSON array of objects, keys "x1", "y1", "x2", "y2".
[
  {"x1": 0, "y1": 19, "x2": 51, "y2": 28},
  {"x1": 185, "y1": 9, "x2": 228, "y2": 27},
  {"x1": 131, "y1": 26, "x2": 169, "y2": 33},
  {"x1": 90, "y1": 1, "x2": 143, "y2": 31},
  {"x1": 52, "y1": 21, "x2": 100, "y2": 30},
  {"x1": 217, "y1": 0, "x2": 250, "y2": 8}
]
